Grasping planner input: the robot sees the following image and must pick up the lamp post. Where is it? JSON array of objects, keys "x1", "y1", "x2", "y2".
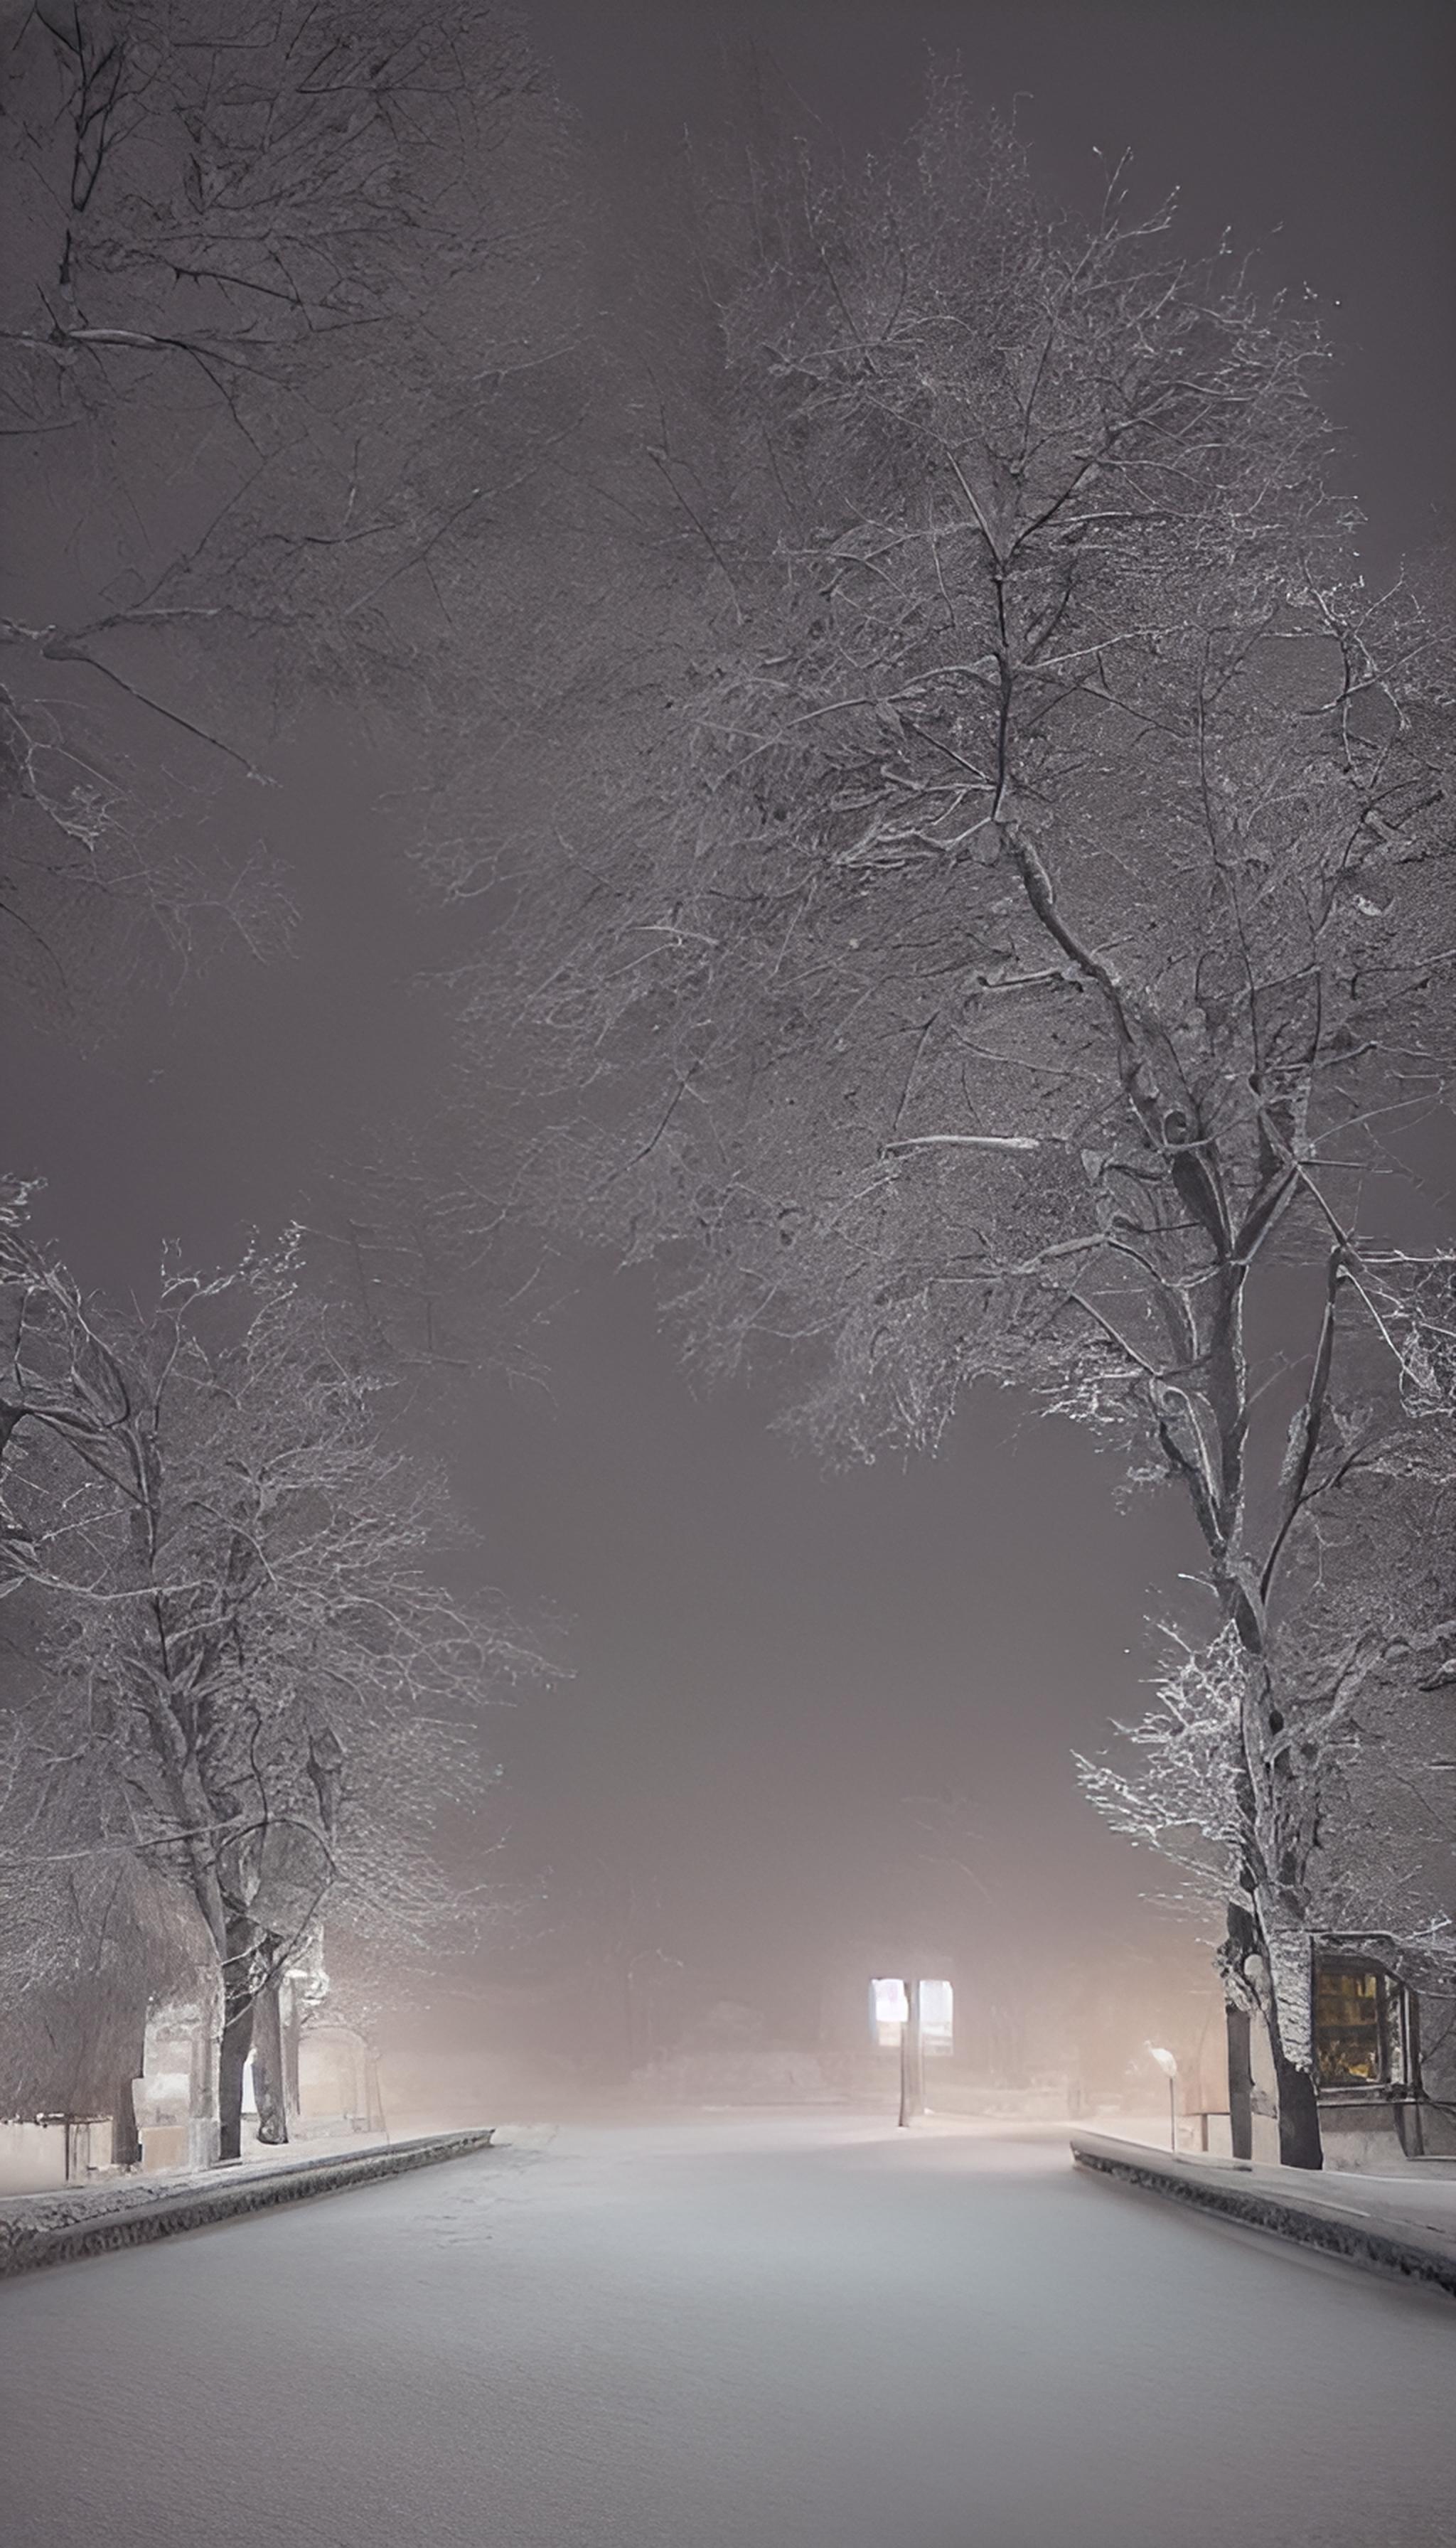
[
  {"x1": 1147, "y1": 2043, "x2": 1179, "y2": 2151},
  {"x1": 898, "y1": 1977, "x2": 924, "y2": 2128}
]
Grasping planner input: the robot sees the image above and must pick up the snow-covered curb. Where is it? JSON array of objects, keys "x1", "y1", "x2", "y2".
[
  {"x1": 0, "y1": 2128, "x2": 497, "y2": 2280},
  {"x1": 1071, "y1": 2130, "x2": 1456, "y2": 2302}
]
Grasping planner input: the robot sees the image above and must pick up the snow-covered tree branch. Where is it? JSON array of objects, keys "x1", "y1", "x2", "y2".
[
  {"x1": 473, "y1": 87, "x2": 1456, "y2": 2164},
  {"x1": 0, "y1": 1194, "x2": 532, "y2": 2156}
]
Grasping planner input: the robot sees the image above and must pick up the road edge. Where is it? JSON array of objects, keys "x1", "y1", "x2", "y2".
[
  {"x1": 1071, "y1": 2130, "x2": 1456, "y2": 2301},
  {"x1": 0, "y1": 2129, "x2": 498, "y2": 2280}
]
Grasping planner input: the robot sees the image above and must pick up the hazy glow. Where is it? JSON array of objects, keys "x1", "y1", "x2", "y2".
[
  {"x1": 871, "y1": 1977, "x2": 909, "y2": 2047},
  {"x1": 920, "y1": 1978, "x2": 954, "y2": 2053},
  {"x1": 869, "y1": 1976, "x2": 953, "y2": 2053}
]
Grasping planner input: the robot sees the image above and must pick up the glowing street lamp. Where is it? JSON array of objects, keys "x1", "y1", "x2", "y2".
[
  {"x1": 870, "y1": 1979, "x2": 918, "y2": 2126},
  {"x1": 1147, "y1": 2043, "x2": 1179, "y2": 2151},
  {"x1": 871, "y1": 1976, "x2": 953, "y2": 2126}
]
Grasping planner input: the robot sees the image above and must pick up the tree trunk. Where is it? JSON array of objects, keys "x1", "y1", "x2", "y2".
[
  {"x1": 363, "y1": 2043, "x2": 387, "y2": 2136},
  {"x1": 250, "y1": 1952, "x2": 290, "y2": 2146},
  {"x1": 1257, "y1": 1903, "x2": 1324, "y2": 2170},
  {"x1": 1225, "y1": 2000, "x2": 1253, "y2": 2163},
  {"x1": 110, "y1": 2063, "x2": 143, "y2": 2170},
  {"x1": 1223, "y1": 1901, "x2": 1256, "y2": 2160},
  {"x1": 218, "y1": 1920, "x2": 257, "y2": 2163},
  {"x1": 283, "y1": 1984, "x2": 302, "y2": 2116},
  {"x1": 1273, "y1": 2045, "x2": 1323, "y2": 2170},
  {"x1": 1228, "y1": 1652, "x2": 1325, "y2": 2170},
  {"x1": 1221, "y1": 1897, "x2": 1322, "y2": 2167}
]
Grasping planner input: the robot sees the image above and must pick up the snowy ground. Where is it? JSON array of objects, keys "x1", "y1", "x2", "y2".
[{"x1": 3, "y1": 2112, "x2": 1454, "y2": 2548}]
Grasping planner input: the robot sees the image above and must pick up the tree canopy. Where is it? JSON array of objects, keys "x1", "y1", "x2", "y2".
[{"x1": 481, "y1": 94, "x2": 1456, "y2": 2161}]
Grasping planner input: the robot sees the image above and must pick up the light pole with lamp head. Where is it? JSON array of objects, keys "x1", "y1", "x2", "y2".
[{"x1": 1147, "y1": 2044, "x2": 1179, "y2": 2151}]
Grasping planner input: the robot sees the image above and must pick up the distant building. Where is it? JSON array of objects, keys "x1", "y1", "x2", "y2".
[
  {"x1": 1312, "y1": 1939, "x2": 1455, "y2": 2166},
  {"x1": 1230, "y1": 1936, "x2": 1456, "y2": 2168},
  {"x1": 129, "y1": 1946, "x2": 385, "y2": 2172},
  {"x1": 133, "y1": 1994, "x2": 224, "y2": 2173},
  {"x1": 1, "y1": 1933, "x2": 386, "y2": 2190}
]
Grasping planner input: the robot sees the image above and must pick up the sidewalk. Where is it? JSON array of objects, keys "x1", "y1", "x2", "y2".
[
  {"x1": 0, "y1": 2126, "x2": 497, "y2": 2279},
  {"x1": 1072, "y1": 2127, "x2": 1456, "y2": 2301}
]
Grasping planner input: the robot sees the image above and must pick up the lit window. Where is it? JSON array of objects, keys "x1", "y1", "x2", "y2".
[
  {"x1": 1313, "y1": 1958, "x2": 1403, "y2": 2089},
  {"x1": 920, "y1": 1977, "x2": 954, "y2": 2055},
  {"x1": 871, "y1": 1977, "x2": 908, "y2": 2047}
]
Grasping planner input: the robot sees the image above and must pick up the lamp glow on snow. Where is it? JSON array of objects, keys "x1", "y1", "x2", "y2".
[{"x1": 1147, "y1": 2043, "x2": 1178, "y2": 2151}]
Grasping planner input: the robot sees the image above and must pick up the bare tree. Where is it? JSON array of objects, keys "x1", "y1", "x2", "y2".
[
  {"x1": 1078, "y1": 1490, "x2": 1456, "y2": 2148},
  {"x1": 1, "y1": 1197, "x2": 528, "y2": 2158},
  {"x1": 2, "y1": 4, "x2": 579, "y2": 2146},
  {"x1": 486, "y1": 95, "x2": 1455, "y2": 2163},
  {"x1": 1, "y1": 0, "x2": 584, "y2": 1021}
]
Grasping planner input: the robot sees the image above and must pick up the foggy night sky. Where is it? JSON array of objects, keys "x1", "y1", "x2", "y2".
[{"x1": 4, "y1": 1, "x2": 1453, "y2": 2040}]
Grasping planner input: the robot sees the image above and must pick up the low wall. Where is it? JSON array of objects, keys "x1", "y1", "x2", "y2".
[
  {"x1": 1071, "y1": 2129, "x2": 1456, "y2": 2302},
  {"x1": 0, "y1": 2118, "x2": 112, "y2": 2193},
  {"x1": 0, "y1": 2127, "x2": 496, "y2": 2281}
]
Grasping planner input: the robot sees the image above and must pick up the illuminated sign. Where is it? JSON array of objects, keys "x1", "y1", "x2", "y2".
[
  {"x1": 871, "y1": 1976, "x2": 909, "y2": 2045},
  {"x1": 869, "y1": 1975, "x2": 953, "y2": 2052},
  {"x1": 920, "y1": 1978, "x2": 954, "y2": 2053}
]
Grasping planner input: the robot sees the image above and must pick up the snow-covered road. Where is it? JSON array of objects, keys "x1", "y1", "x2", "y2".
[{"x1": 4, "y1": 2114, "x2": 1454, "y2": 2547}]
